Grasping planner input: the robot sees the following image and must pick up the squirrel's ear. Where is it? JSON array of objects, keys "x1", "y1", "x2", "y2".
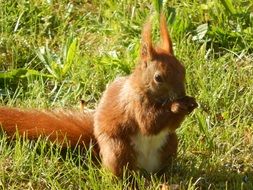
[
  {"x1": 141, "y1": 20, "x2": 155, "y2": 62},
  {"x1": 160, "y1": 14, "x2": 174, "y2": 55}
]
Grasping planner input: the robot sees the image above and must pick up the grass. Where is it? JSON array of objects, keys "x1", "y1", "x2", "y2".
[{"x1": 0, "y1": 0, "x2": 253, "y2": 189}]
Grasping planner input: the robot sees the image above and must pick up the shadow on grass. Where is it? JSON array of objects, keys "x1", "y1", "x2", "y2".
[{"x1": 159, "y1": 156, "x2": 253, "y2": 190}]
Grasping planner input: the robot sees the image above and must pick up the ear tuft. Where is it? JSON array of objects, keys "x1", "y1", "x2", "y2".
[
  {"x1": 160, "y1": 14, "x2": 174, "y2": 55},
  {"x1": 141, "y1": 20, "x2": 155, "y2": 61}
]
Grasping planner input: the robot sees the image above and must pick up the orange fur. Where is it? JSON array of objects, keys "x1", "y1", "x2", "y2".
[
  {"x1": 0, "y1": 15, "x2": 197, "y2": 177},
  {"x1": 94, "y1": 15, "x2": 197, "y2": 177},
  {"x1": 0, "y1": 107, "x2": 98, "y2": 152}
]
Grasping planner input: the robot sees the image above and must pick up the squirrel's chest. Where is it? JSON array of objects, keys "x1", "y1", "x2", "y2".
[{"x1": 131, "y1": 130, "x2": 168, "y2": 172}]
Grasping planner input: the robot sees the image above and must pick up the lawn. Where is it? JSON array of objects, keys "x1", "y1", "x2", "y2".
[{"x1": 0, "y1": 0, "x2": 253, "y2": 189}]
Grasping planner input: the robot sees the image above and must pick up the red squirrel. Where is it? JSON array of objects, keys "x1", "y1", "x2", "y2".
[{"x1": 0, "y1": 15, "x2": 197, "y2": 177}]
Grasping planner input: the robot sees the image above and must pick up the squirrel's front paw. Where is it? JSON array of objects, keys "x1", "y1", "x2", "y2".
[{"x1": 170, "y1": 96, "x2": 198, "y2": 114}]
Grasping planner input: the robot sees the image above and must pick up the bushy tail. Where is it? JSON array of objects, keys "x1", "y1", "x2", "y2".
[{"x1": 0, "y1": 107, "x2": 98, "y2": 154}]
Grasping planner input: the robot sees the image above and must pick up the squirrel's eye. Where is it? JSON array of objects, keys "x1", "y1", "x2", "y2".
[{"x1": 154, "y1": 73, "x2": 163, "y2": 83}]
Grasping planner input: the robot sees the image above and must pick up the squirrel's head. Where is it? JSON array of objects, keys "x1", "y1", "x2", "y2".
[{"x1": 132, "y1": 15, "x2": 186, "y2": 103}]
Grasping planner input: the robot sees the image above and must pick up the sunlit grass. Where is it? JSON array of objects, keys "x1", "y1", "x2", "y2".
[{"x1": 0, "y1": 0, "x2": 252, "y2": 189}]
